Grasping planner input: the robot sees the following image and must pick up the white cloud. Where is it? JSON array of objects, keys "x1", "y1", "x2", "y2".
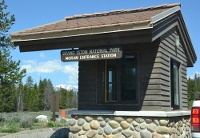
[
  {"x1": 63, "y1": 63, "x2": 78, "y2": 84},
  {"x1": 21, "y1": 59, "x2": 63, "y2": 73},
  {"x1": 63, "y1": 63, "x2": 78, "y2": 74},
  {"x1": 21, "y1": 60, "x2": 78, "y2": 84},
  {"x1": 188, "y1": 71, "x2": 200, "y2": 79},
  {"x1": 23, "y1": 60, "x2": 37, "y2": 65}
]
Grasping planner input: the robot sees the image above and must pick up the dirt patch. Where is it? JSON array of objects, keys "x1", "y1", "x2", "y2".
[{"x1": 0, "y1": 128, "x2": 55, "y2": 138}]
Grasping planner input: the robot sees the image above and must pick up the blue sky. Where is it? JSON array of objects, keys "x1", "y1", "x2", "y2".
[{"x1": 5, "y1": 0, "x2": 200, "y2": 86}]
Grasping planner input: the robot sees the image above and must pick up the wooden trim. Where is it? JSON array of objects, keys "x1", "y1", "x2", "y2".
[{"x1": 104, "y1": 60, "x2": 107, "y2": 102}]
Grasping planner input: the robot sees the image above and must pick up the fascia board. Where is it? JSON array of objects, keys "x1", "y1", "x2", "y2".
[
  {"x1": 151, "y1": 6, "x2": 181, "y2": 24},
  {"x1": 151, "y1": 6, "x2": 197, "y2": 66},
  {"x1": 178, "y1": 12, "x2": 197, "y2": 62}
]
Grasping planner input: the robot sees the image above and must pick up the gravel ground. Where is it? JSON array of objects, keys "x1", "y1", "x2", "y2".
[{"x1": 0, "y1": 128, "x2": 55, "y2": 138}]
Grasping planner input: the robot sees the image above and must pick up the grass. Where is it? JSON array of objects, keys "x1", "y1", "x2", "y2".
[
  {"x1": 0, "y1": 108, "x2": 74, "y2": 134},
  {"x1": 1, "y1": 126, "x2": 20, "y2": 133},
  {"x1": 60, "y1": 119, "x2": 67, "y2": 123}
]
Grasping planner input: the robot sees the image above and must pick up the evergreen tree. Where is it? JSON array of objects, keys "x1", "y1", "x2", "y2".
[
  {"x1": 38, "y1": 79, "x2": 46, "y2": 110},
  {"x1": 44, "y1": 79, "x2": 54, "y2": 110},
  {"x1": 29, "y1": 83, "x2": 39, "y2": 111},
  {"x1": 23, "y1": 76, "x2": 34, "y2": 111},
  {"x1": 66, "y1": 90, "x2": 74, "y2": 108},
  {"x1": 72, "y1": 92, "x2": 78, "y2": 108},
  {"x1": 59, "y1": 88, "x2": 67, "y2": 109},
  {"x1": 187, "y1": 73, "x2": 200, "y2": 107},
  {"x1": 0, "y1": 0, "x2": 26, "y2": 112},
  {"x1": 187, "y1": 77, "x2": 195, "y2": 101},
  {"x1": 16, "y1": 81, "x2": 24, "y2": 111}
]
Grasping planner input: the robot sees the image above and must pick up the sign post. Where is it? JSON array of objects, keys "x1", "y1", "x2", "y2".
[{"x1": 50, "y1": 93, "x2": 59, "y2": 122}]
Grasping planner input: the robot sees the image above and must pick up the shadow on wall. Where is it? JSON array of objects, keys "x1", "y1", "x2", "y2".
[{"x1": 50, "y1": 128, "x2": 70, "y2": 138}]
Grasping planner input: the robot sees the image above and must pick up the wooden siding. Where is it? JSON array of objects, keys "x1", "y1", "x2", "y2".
[
  {"x1": 78, "y1": 27, "x2": 188, "y2": 111},
  {"x1": 139, "y1": 41, "x2": 163, "y2": 110},
  {"x1": 78, "y1": 42, "x2": 164, "y2": 111},
  {"x1": 78, "y1": 61, "x2": 97, "y2": 109},
  {"x1": 160, "y1": 27, "x2": 188, "y2": 110}
]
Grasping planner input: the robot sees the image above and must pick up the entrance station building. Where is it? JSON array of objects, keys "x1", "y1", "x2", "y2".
[{"x1": 11, "y1": 3, "x2": 196, "y2": 138}]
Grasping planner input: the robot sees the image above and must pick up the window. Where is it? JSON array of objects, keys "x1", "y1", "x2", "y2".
[
  {"x1": 99, "y1": 53, "x2": 138, "y2": 103},
  {"x1": 171, "y1": 60, "x2": 180, "y2": 109}
]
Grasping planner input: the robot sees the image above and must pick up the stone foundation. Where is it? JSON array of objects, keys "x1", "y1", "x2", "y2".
[{"x1": 68, "y1": 111, "x2": 191, "y2": 138}]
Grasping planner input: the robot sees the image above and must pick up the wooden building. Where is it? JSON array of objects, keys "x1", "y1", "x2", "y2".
[
  {"x1": 11, "y1": 3, "x2": 197, "y2": 137},
  {"x1": 11, "y1": 3, "x2": 196, "y2": 111}
]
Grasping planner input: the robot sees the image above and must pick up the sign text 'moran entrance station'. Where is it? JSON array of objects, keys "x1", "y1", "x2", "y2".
[{"x1": 10, "y1": 3, "x2": 197, "y2": 138}]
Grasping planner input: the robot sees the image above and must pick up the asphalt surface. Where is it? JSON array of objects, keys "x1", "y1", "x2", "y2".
[{"x1": 0, "y1": 128, "x2": 55, "y2": 138}]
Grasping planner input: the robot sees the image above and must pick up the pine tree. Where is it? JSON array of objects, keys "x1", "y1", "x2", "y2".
[
  {"x1": 16, "y1": 81, "x2": 24, "y2": 111},
  {"x1": 44, "y1": 79, "x2": 54, "y2": 110},
  {"x1": 72, "y1": 92, "x2": 78, "y2": 108},
  {"x1": 30, "y1": 83, "x2": 39, "y2": 111},
  {"x1": 187, "y1": 78, "x2": 195, "y2": 101},
  {"x1": 187, "y1": 73, "x2": 200, "y2": 107},
  {"x1": 59, "y1": 88, "x2": 67, "y2": 109},
  {"x1": 66, "y1": 90, "x2": 73, "y2": 108},
  {"x1": 0, "y1": 0, "x2": 26, "y2": 112},
  {"x1": 23, "y1": 76, "x2": 34, "y2": 111},
  {"x1": 38, "y1": 79, "x2": 46, "y2": 110}
]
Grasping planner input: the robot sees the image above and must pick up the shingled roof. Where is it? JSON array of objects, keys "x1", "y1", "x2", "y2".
[
  {"x1": 10, "y1": 3, "x2": 196, "y2": 66},
  {"x1": 11, "y1": 3, "x2": 180, "y2": 37}
]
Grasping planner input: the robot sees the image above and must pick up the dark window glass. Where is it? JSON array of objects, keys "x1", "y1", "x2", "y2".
[
  {"x1": 171, "y1": 60, "x2": 180, "y2": 109},
  {"x1": 106, "y1": 60, "x2": 118, "y2": 101},
  {"x1": 101, "y1": 54, "x2": 137, "y2": 103},
  {"x1": 121, "y1": 56, "x2": 137, "y2": 102}
]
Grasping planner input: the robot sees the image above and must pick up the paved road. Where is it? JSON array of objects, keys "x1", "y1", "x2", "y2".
[{"x1": 0, "y1": 128, "x2": 55, "y2": 138}]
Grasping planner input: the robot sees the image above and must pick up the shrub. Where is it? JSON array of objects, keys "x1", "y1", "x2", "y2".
[
  {"x1": 34, "y1": 118, "x2": 39, "y2": 123},
  {"x1": 47, "y1": 122, "x2": 55, "y2": 127},
  {"x1": 12, "y1": 117, "x2": 21, "y2": 123},
  {"x1": 60, "y1": 119, "x2": 66, "y2": 123},
  {"x1": 20, "y1": 116, "x2": 34, "y2": 128}
]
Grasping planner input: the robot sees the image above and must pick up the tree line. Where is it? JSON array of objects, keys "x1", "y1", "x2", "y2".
[
  {"x1": 187, "y1": 73, "x2": 200, "y2": 106},
  {"x1": 0, "y1": 0, "x2": 78, "y2": 112},
  {"x1": 0, "y1": 76, "x2": 78, "y2": 112}
]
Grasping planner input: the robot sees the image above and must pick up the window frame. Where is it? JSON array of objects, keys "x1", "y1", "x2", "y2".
[
  {"x1": 97, "y1": 52, "x2": 139, "y2": 104},
  {"x1": 170, "y1": 59, "x2": 180, "y2": 110}
]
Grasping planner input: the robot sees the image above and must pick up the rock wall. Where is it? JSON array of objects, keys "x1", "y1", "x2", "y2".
[{"x1": 68, "y1": 115, "x2": 191, "y2": 138}]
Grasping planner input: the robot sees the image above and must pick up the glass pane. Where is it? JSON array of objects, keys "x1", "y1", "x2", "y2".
[
  {"x1": 109, "y1": 71, "x2": 112, "y2": 82},
  {"x1": 106, "y1": 60, "x2": 117, "y2": 101},
  {"x1": 107, "y1": 84, "x2": 113, "y2": 101},
  {"x1": 173, "y1": 63, "x2": 179, "y2": 106},
  {"x1": 121, "y1": 56, "x2": 137, "y2": 101},
  {"x1": 102, "y1": 72, "x2": 104, "y2": 82}
]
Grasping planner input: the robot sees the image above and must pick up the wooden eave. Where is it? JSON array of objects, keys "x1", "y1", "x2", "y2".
[{"x1": 16, "y1": 27, "x2": 153, "y2": 52}]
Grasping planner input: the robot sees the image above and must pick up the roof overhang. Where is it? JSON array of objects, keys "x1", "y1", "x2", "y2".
[
  {"x1": 16, "y1": 27, "x2": 153, "y2": 52},
  {"x1": 11, "y1": 21, "x2": 152, "y2": 42},
  {"x1": 10, "y1": 4, "x2": 196, "y2": 67}
]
